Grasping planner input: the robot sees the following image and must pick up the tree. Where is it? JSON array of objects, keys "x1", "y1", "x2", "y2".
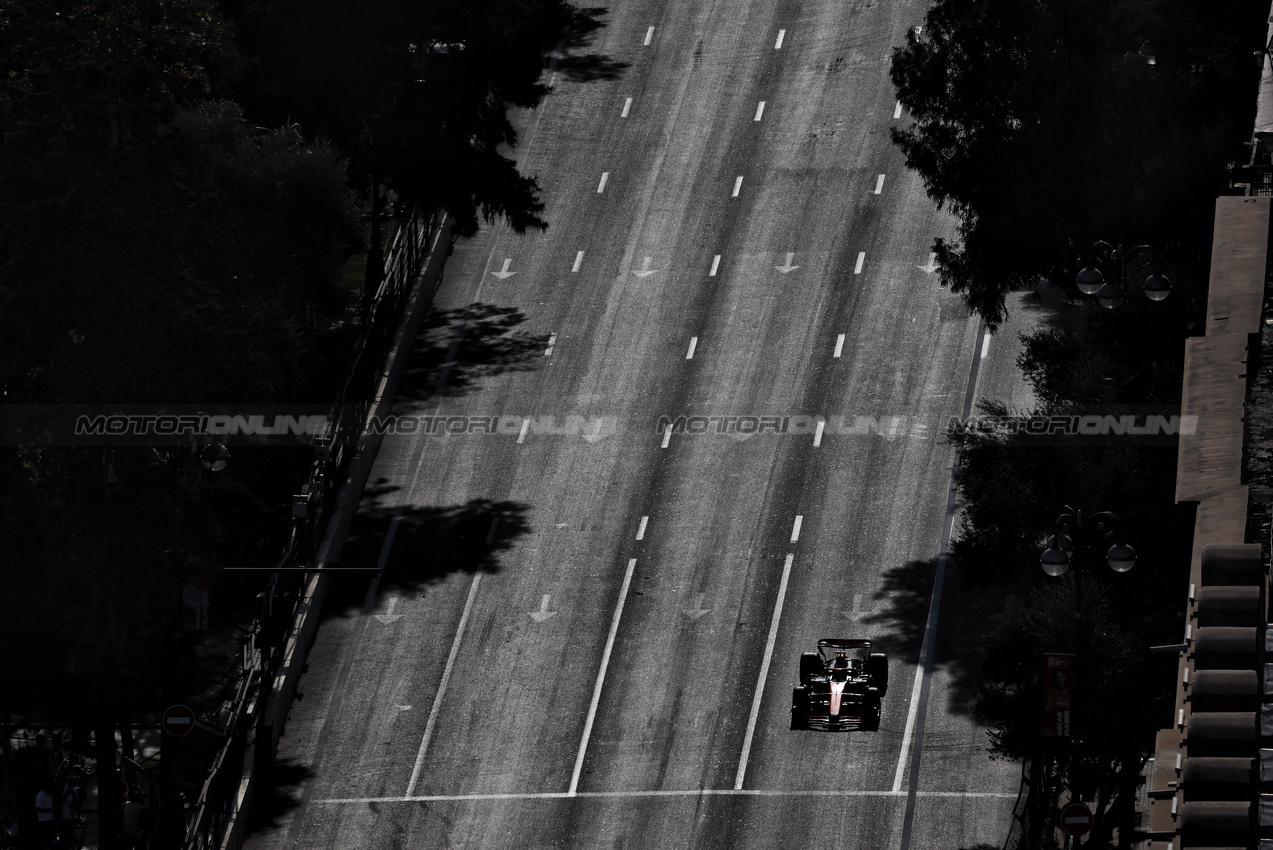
[
  {"x1": 225, "y1": 0, "x2": 575, "y2": 238},
  {"x1": 889, "y1": 0, "x2": 1263, "y2": 328}
]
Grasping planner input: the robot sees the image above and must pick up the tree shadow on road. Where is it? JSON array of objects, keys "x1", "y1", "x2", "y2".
[
  {"x1": 556, "y1": 7, "x2": 630, "y2": 83},
  {"x1": 246, "y1": 758, "x2": 314, "y2": 833},
  {"x1": 397, "y1": 302, "x2": 549, "y2": 401},
  {"x1": 322, "y1": 484, "x2": 531, "y2": 616},
  {"x1": 862, "y1": 556, "x2": 1009, "y2": 720}
]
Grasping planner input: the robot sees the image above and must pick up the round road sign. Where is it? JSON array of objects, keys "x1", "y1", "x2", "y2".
[
  {"x1": 1060, "y1": 801, "x2": 1093, "y2": 836},
  {"x1": 162, "y1": 704, "x2": 196, "y2": 737}
]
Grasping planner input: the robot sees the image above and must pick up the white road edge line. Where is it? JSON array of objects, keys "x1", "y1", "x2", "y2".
[
  {"x1": 854, "y1": 252, "x2": 866, "y2": 274},
  {"x1": 813, "y1": 420, "x2": 825, "y2": 447},
  {"x1": 320, "y1": 789, "x2": 1019, "y2": 804},
  {"x1": 405, "y1": 571, "x2": 483, "y2": 796},
  {"x1": 597, "y1": 172, "x2": 609, "y2": 193},
  {"x1": 572, "y1": 250, "x2": 584, "y2": 272},
  {"x1": 644, "y1": 26, "x2": 654, "y2": 46},
  {"x1": 874, "y1": 174, "x2": 885, "y2": 195},
  {"x1": 775, "y1": 29, "x2": 786, "y2": 49},
  {"x1": 732, "y1": 176, "x2": 744, "y2": 197},
  {"x1": 834, "y1": 334, "x2": 845, "y2": 358},
  {"x1": 754, "y1": 101, "x2": 766, "y2": 121},
  {"x1": 790, "y1": 515, "x2": 803, "y2": 543},
  {"x1": 735, "y1": 553, "x2": 795, "y2": 790},
  {"x1": 569, "y1": 557, "x2": 639, "y2": 796},
  {"x1": 621, "y1": 97, "x2": 632, "y2": 118},
  {"x1": 686, "y1": 336, "x2": 698, "y2": 359},
  {"x1": 636, "y1": 516, "x2": 648, "y2": 541},
  {"x1": 710, "y1": 255, "x2": 721, "y2": 276}
]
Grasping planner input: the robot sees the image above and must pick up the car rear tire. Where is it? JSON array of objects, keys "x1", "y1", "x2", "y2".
[
  {"x1": 791, "y1": 686, "x2": 809, "y2": 730},
  {"x1": 861, "y1": 697, "x2": 881, "y2": 731},
  {"x1": 866, "y1": 652, "x2": 889, "y2": 697},
  {"x1": 799, "y1": 652, "x2": 821, "y2": 685}
]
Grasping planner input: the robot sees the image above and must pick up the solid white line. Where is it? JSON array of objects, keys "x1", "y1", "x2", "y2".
[
  {"x1": 893, "y1": 654, "x2": 926, "y2": 792},
  {"x1": 320, "y1": 789, "x2": 1019, "y2": 805},
  {"x1": 636, "y1": 516, "x2": 648, "y2": 541},
  {"x1": 775, "y1": 29, "x2": 785, "y2": 49},
  {"x1": 545, "y1": 333, "x2": 557, "y2": 356},
  {"x1": 517, "y1": 419, "x2": 530, "y2": 444},
  {"x1": 597, "y1": 172, "x2": 609, "y2": 193},
  {"x1": 813, "y1": 420, "x2": 825, "y2": 447},
  {"x1": 572, "y1": 251, "x2": 584, "y2": 272},
  {"x1": 754, "y1": 101, "x2": 766, "y2": 121},
  {"x1": 790, "y1": 515, "x2": 803, "y2": 543},
  {"x1": 686, "y1": 336, "x2": 698, "y2": 359},
  {"x1": 709, "y1": 255, "x2": 721, "y2": 276},
  {"x1": 405, "y1": 571, "x2": 483, "y2": 796},
  {"x1": 834, "y1": 334, "x2": 845, "y2": 358},
  {"x1": 644, "y1": 26, "x2": 654, "y2": 46},
  {"x1": 732, "y1": 176, "x2": 744, "y2": 197},
  {"x1": 735, "y1": 553, "x2": 794, "y2": 790},
  {"x1": 874, "y1": 174, "x2": 885, "y2": 194},
  {"x1": 894, "y1": 101, "x2": 902, "y2": 119},
  {"x1": 570, "y1": 557, "x2": 638, "y2": 796},
  {"x1": 854, "y1": 252, "x2": 865, "y2": 274},
  {"x1": 980, "y1": 333, "x2": 991, "y2": 359},
  {"x1": 621, "y1": 97, "x2": 632, "y2": 118},
  {"x1": 661, "y1": 428, "x2": 672, "y2": 449}
]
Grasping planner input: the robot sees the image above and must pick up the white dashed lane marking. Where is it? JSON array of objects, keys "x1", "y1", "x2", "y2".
[
  {"x1": 686, "y1": 337, "x2": 698, "y2": 359},
  {"x1": 732, "y1": 176, "x2": 744, "y2": 197},
  {"x1": 644, "y1": 26, "x2": 654, "y2": 46},
  {"x1": 597, "y1": 172, "x2": 609, "y2": 193},
  {"x1": 572, "y1": 251, "x2": 584, "y2": 272},
  {"x1": 834, "y1": 334, "x2": 845, "y2": 358},
  {"x1": 709, "y1": 255, "x2": 721, "y2": 277},
  {"x1": 790, "y1": 515, "x2": 803, "y2": 542},
  {"x1": 854, "y1": 252, "x2": 865, "y2": 274},
  {"x1": 636, "y1": 516, "x2": 648, "y2": 540},
  {"x1": 754, "y1": 101, "x2": 766, "y2": 121},
  {"x1": 621, "y1": 97, "x2": 632, "y2": 118},
  {"x1": 775, "y1": 29, "x2": 786, "y2": 49},
  {"x1": 874, "y1": 174, "x2": 885, "y2": 194}
]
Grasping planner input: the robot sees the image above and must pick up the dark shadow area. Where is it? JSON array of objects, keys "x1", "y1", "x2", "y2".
[
  {"x1": 556, "y1": 7, "x2": 630, "y2": 82},
  {"x1": 246, "y1": 758, "x2": 314, "y2": 832},
  {"x1": 322, "y1": 482, "x2": 531, "y2": 617},
  {"x1": 864, "y1": 557, "x2": 1009, "y2": 719},
  {"x1": 397, "y1": 303, "x2": 548, "y2": 401}
]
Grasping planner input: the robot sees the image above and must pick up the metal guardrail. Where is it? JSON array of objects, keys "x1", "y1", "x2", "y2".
[{"x1": 180, "y1": 206, "x2": 443, "y2": 850}]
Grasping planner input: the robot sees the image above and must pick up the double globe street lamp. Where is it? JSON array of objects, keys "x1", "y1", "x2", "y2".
[
  {"x1": 1075, "y1": 241, "x2": 1171, "y2": 309},
  {"x1": 1039, "y1": 506, "x2": 1136, "y2": 827}
]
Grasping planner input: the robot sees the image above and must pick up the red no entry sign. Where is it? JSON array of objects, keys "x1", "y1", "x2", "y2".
[
  {"x1": 1060, "y1": 802, "x2": 1093, "y2": 836},
  {"x1": 162, "y1": 704, "x2": 196, "y2": 737}
]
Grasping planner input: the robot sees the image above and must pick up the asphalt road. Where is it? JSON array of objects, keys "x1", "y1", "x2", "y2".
[{"x1": 245, "y1": 1, "x2": 1030, "y2": 847}]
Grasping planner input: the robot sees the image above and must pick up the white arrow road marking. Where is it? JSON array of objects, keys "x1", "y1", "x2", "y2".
[
  {"x1": 632, "y1": 256, "x2": 659, "y2": 278},
  {"x1": 572, "y1": 251, "x2": 584, "y2": 272},
  {"x1": 775, "y1": 253, "x2": 800, "y2": 274},
  {"x1": 854, "y1": 252, "x2": 866, "y2": 275},
  {"x1": 621, "y1": 97, "x2": 632, "y2": 118},
  {"x1": 709, "y1": 255, "x2": 721, "y2": 276},
  {"x1": 754, "y1": 101, "x2": 766, "y2": 121},
  {"x1": 686, "y1": 336, "x2": 698, "y2": 359},
  {"x1": 845, "y1": 593, "x2": 875, "y2": 618},
  {"x1": 917, "y1": 252, "x2": 939, "y2": 274},
  {"x1": 732, "y1": 176, "x2": 744, "y2": 197},
  {"x1": 790, "y1": 515, "x2": 803, "y2": 542},
  {"x1": 530, "y1": 594, "x2": 557, "y2": 622},
  {"x1": 736, "y1": 554, "x2": 794, "y2": 790},
  {"x1": 636, "y1": 516, "x2": 648, "y2": 540},
  {"x1": 775, "y1": 29, "x2": 786, "y2": 49},
  {"x1": 544, "y1": 333, "x2": 557, "y2": 356},
  {"x1": 685, "y1": 592, "x2": 710, "y2": 619},
  {"x1": 813, "y1": 420, "x2": 825, "y2": 447},
  {"x1": 597, "y1": 172, "x2": 609, "y2": 193},
  {"x1": 834, "y1": 333, "x2": 846, "y2": 358},
  {"x1": 490, "y1": 259, "x2": 516, "y2": 280},
  {"x1": 874, "y1": 174, "x2": 885, "y2": 195},
  {"x1": 373, "y1": 596, "x2": 403, "y2": 624},
  {"x1": 570, "y1": 558, "x2": 638, "y2": 796},
  {"x1": 644, "y1": 26, "x2": 654, "y2": 46}
]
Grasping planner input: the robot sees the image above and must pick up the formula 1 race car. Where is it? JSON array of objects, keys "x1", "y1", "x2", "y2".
[{"x1": 790, "y1": 639, "x2": 888, "y2": 731}]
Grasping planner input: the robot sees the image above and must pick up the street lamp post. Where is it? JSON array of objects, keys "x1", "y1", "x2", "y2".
[
  {"x1": 1040, "y1": 506, "x2": 1136, "y2": 845},
  {"x1": 1075, "y1": 241, "x2": 1171, "y2": 308}
]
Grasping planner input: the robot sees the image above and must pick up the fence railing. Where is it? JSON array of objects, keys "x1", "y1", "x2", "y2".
[{"x1": 180, "y1": 206, "x2": 444, "y2": 850}]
